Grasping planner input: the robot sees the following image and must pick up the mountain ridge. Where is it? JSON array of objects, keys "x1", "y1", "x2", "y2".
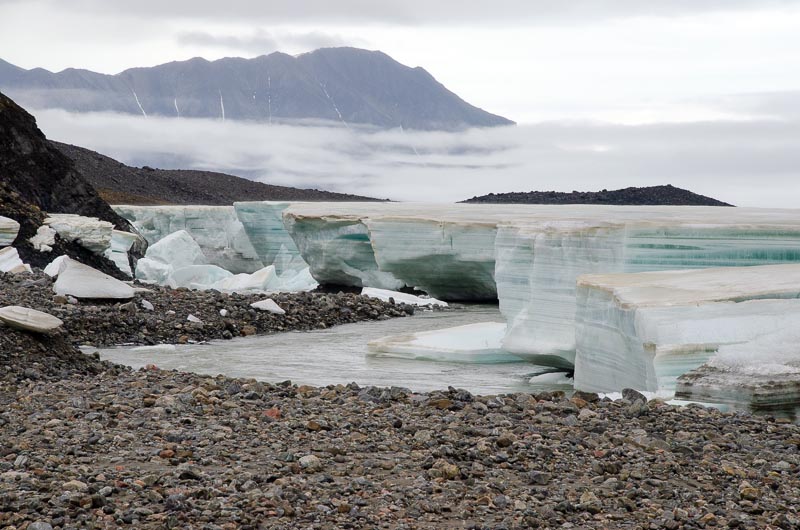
[{"x1": 0, "y1": 48, "x2": 513, "y2": 130}]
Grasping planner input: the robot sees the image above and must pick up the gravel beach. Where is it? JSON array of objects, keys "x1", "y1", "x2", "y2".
[
  {"x1": 1, "y1": 271, "x2": 800, "y2": 529},
  {"x1": 0, "y1": 271, "x2": 416, "y2": 348}
]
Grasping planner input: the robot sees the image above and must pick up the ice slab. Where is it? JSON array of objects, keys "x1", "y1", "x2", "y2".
[
  {"x1": 250, "y1": 299, "x2": 286, "y2": 314},
  {"x1": 103, "y1": 230, "x2": 142, "y2": 276},
  {"x1": 0, "y1": 216, "x2": 20, "y2": 247},
  {"x1": 115, "y1": 205, "x2": 264, "y2": 274},
  {"x1": 135, "y1": 229, "x2": 207, "y2": 285},
  {"x1": 44, "y1": 255, "x2": 69, "y2": 277},
  {"x1": 168, "y1": 264, "x2": 233, "y2": 290},
  {"x1": 368, "y1": 322, "x2": 521, "y2": 363},
  {"x1": 573, "y1": 264, "x2": 800, "y2": 393},
  {"x1": 29, "y1": 225, "x2": 56, "y2": 252},
  {"x1": 0, "y1": 247, "x2": 31, "y2": 274},
  {"x1": 44, "y1": 214, "x2": 113, "y2": 254},
  {"x1": 675, "y1": 329, "x2": 800, "y2": 412},
  {"x1": 0, "y1": 306, "x2": 63, "y2": 333},
  {"x1": 53, "y1": 257, "x2": 134, "y2": 299},
  {"x1": 361, "y1": 287, "x2": 448, "y2": 307},
  {"x1": 214, "y1": 265, "x2": 276, "y2": 292},
  {"x1": 268, "y1": 267, "x2": 319, "y2": 293},
  {"x1": 143, "y1": 230, "x2": 206, "y2": 270}
]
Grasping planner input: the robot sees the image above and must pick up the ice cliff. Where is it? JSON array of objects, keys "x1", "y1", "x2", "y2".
[{"x1": 112, "y1": 202, "x2": 800, "y2": 401}]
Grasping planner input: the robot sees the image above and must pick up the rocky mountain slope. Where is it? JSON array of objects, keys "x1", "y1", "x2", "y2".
[
  {"x1": 52, "y1": 141, "x2": 385, "y2": 205},
  {"x1": 461, "y1": 185, "x2": 733, "y2": 206},
  {"x1": 0, "y1": 92, "x2": 136, "y2": 233},
  {"x1": 0, "y1": 48, "x2": 513, "y2": 130}
]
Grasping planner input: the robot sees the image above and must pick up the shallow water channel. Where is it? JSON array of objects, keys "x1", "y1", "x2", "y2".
[{"x1": 94, "y1": 305, "x2": 570, "y2": 395}]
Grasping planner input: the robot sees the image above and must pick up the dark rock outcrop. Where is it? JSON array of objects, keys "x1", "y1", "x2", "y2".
[
  {"x1": 0, "y1": 48, "x2": 513, "y2": 130},
  {"x1": 461, "y1": 185, "x2": 733, "y2": 206},
  {"x1": 0, "y1": 91, "x2": 137, "y2": 277}
]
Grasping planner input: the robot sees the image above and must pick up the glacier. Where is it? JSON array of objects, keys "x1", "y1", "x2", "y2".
[
  {"x1": 573, "y1": 265, "x2": 800, "y2": 393},
  {"x1": 105, "y1": 201, "x2": 800, "y2": 401}
]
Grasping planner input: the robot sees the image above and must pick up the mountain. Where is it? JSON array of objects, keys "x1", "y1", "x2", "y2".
[
  {"x1": 52, "y1": 141, "x2": 385, "y2": 205},
  {"x1": 460, "y1": 185, "x2": 733, "y2": 206},
  {"x1": 0, "y1": 48, "x2": 513, "y2": 130},
  {"x1": 0, "y1": 91, "x2": 138, "y2": 275}
]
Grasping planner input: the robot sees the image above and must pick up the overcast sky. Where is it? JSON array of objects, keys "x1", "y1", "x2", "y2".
[{"x1": 2, "y1": 0, "x2": 800, "y2": 123}]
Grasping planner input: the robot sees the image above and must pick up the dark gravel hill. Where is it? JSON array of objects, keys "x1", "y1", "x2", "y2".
[
  {"x1": 461, "y1": 185, "x2": 733, "y2": 206},
  {"x1": 52, "y1": 141, "x2": 385, "y2": 205}
]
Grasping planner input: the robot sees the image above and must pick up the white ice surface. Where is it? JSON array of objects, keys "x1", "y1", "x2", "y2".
[
  {"x1": 0, "y1": 247, "x2": 31, "y2": 274},
  {"x1": 29, "y1": 225, "x2": 56, "y2": 252},
  {"x1": 44, "y1": 255, "x2": 68, "y2": 277},
  {"x1": 368, "y1": 322, "x2": 520, "y2": 363},
  {"x1": 44, "y1": 214, "x2": 113, "y2": 254},
  {"x1": 53, "y1": 257, "x2": 134, "y2": 299},
  {"x1": 167, "y1": 264, "x2": 233, "y2": 290},
  {"x1": 361, "y1": 287, "x2": 448, "y2": 307},
  {"x1": 574, "y1": 264, "x2": 800, "y2": 393},
  {"x1": 0, "y1": 306, "x2": 63, "y2": 333},
  {"x1": 250, "y1": 299, "x2": 286, "y2": 314}
]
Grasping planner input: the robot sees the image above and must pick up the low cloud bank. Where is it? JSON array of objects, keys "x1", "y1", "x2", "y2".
[{"x1": 34, "y1": 109, "x2": 800, "y2": 207}]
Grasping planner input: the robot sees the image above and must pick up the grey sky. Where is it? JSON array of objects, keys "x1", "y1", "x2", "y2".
[{"x1": 1, "y1": 0, "x2": 794, "y2": 24}]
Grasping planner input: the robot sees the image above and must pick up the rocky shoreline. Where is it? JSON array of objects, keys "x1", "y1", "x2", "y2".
[
  {"x1": 1, "y1": 359, "x2": 798, "y2": 529},
  {"x1": 1, "y1": 271, "x2": 799, "y2": 529},
  {"x1": 0, "y1": 271, "x2": 416, "y2": 350}
]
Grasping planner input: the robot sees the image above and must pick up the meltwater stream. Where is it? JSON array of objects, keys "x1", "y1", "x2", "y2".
[{"x1": 95, "y1": 306, "x2": 569, "y2": 395}]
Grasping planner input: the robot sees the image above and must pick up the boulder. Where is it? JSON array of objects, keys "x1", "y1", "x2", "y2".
[
  {"x1": 53, "y1": 257, "x2": 134, "y2": 299},
  {"x1": 0, "y1": 306, "x2": 63, "y2": 333}
]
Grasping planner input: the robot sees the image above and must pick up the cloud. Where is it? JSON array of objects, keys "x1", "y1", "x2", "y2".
[
  {"x1": 31, "y1": 108, "x2": 800, "y2": 208},
  {"x1": 176, "y1": 29, "x2": 359, "y2": 55},
  {"x1": 26, "y1": 0, "x2": 800, "y2": 25}
]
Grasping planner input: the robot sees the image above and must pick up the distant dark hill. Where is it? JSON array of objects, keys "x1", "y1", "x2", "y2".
[
  {"x1": 52, "y1": 141, "x2": 385, "y2": 205},
  {"x1": 461, "y1": 185, "x2": 733, "y2": 206},
  {"x1": 0, "y1": 48, "x2": 513, "y2": 130}
]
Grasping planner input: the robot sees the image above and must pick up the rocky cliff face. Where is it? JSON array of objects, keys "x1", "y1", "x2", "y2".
[
  {"x1": 0, "y1": 91, "x2": 137, "y2": 276},
  {"x1": 0, "y1": 91, "x2": 133, "y2": 237}
]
